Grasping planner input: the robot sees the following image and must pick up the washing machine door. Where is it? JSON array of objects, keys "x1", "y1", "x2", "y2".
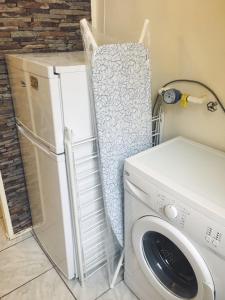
[{"x1": 132, "y1": 216, "x2": 214, "y2": 300}]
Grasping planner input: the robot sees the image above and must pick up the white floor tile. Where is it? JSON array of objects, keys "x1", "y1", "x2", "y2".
[
  {"x1": 2, "y1": 269, "x2": 75, "y2": 300},
  {"x1": 0, "y1": 237, "x2": 52, "y2": 297},
  {"x1": 0, "y1": 218, "x2": 32, "y2": 252},
  {"x1": 98, "y1": 282, "x2": 138, "y2": 300},
  {"x1": 61, "y1": 266, "x2": 111, "y2": 300}
]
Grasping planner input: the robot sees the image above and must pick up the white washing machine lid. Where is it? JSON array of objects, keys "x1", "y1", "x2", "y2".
[
  {"x1": 125, "y1": 137, "x2": 225, "y2": 218},
  {"x1": 132, "y1": 216, "x2": 215, "y2": 300}
]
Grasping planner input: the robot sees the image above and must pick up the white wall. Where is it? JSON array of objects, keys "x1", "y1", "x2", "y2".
[{"x1": 91, "y1": 0, "x2": 225, "y2": 151}]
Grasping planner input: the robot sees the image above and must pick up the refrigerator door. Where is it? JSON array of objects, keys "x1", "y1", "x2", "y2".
[
  {"x1": 7, "y1": 61, "x2": 64, "y2": 154},
  {"x1": 18, "y1": 125, "x2": 75, "y2": 279},
  {"x1": 7, "y1": 64, "x2": 34, "y2": 132}
]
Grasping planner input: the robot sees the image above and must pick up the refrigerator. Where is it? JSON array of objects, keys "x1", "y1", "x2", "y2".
[{"x1": 6, "y1": 52, "x2": 105, "y2": 280}]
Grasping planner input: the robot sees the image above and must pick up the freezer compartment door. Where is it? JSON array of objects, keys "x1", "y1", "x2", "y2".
[{"x1": 18, "y1": 125, "x2": 75, "y2": 279}]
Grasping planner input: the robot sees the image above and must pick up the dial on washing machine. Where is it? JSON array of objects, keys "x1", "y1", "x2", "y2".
[{"x1": 164, "y1": 205, "x2": 178, "y2": 220}]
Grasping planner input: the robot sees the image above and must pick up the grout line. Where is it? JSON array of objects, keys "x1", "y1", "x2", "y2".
[
  {"x1": 0, "y1": 235, "x2": 33, "y2": 254},
  {"x1": 94, "y1": 280, "x2": 139, "y2": 300},
  {"x1": 94, "y1": 269, "x2": 124, "y2": 300},
  {"x1": 54, "y1": 267, "x2": 77, "y2": 300},
  {"x1": 32, "y1": 231, "x2": 54, "y2": 266},
  {"x1": 95, "y1": 289, "x2": 110, "y2": 299},
  {"x1": 123, "y1": 282, "x2": 140, "y2": 300},
  {"x1": 32, "y1": 232, "x2": 77, "y2": 300},
  {"x1": 94, "y1": 280, "x2": 122, "y2": 300},
  {"x1": 1, "y1": 267, "x2": 54, "y2": 299}
]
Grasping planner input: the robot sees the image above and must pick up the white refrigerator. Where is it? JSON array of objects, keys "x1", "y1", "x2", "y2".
[{"x1": 6, "y1": 52, "x2": 104, "y2": 280}]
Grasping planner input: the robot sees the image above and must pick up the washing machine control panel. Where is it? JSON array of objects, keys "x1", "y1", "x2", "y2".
[
  {"x1": 125, "y1": 178, "x2": 225, "y2": 257},
  {"x1": 154, "y1": 189, "x2": 225, "y2": 257}
]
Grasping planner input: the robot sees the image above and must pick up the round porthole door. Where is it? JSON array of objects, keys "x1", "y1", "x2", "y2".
[{"x1": 132, "y1": 216, "x2": 214, "y2": 300}]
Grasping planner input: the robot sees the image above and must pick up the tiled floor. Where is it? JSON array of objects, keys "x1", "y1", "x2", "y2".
[
  {"x1": 97, "y1": 282, "x2": 138, "y2": 300},
  {"x1": 0, "y1": 219, "x2": 137, "y2": 300}
]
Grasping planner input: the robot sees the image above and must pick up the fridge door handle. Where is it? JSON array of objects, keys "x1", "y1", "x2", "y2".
[
  {"x1": 17, "y1": 125, "x2": 55, "y2": 158},
  {"x1": 20, "y1": 80, "x2": 26, "y2": 87}
]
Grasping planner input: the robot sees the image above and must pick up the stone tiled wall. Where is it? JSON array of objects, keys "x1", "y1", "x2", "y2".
[{"x1": 0, "y1": 0, "x2": 91, "y2": 234}]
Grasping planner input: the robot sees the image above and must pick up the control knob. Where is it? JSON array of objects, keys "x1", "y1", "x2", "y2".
[{"x1": 164, "y1": 205, "x2": 178, "y2": 220}]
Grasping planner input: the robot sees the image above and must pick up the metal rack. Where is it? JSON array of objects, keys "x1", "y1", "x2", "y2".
[
  {"x1": 65, "y1": 130, "x2": 107, "y2": 285},
  {"x1": 152, "y1": 111, "x2": 164, "y2": 146},
  {"x1": 64, "y1": 112, "x2": 163, "y2": 286}
]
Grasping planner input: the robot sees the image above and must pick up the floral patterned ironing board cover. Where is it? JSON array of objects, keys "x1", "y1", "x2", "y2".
[{"x1": 91, "y1": 43, "x2": 152, "y2": 246}]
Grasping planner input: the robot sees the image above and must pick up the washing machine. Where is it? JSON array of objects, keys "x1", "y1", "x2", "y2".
[{"x1": 124, "y1": 137, "x2": 225, "y2": 300}]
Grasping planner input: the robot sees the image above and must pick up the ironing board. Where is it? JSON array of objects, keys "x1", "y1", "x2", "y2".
[{"x1": 91, "y1": 42, "x2": 152, "y2": 246}]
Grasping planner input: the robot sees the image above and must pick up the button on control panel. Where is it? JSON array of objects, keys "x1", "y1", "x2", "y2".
[
  {"x1": 164, "y1": 205, "x2": 178, "y2": 220},
  {"x1": 205, "y1": 227, "x2": 223, "y2": 248},
  {"x1": 155, "y1": 192, "x2": 190, "y2": 228}
]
